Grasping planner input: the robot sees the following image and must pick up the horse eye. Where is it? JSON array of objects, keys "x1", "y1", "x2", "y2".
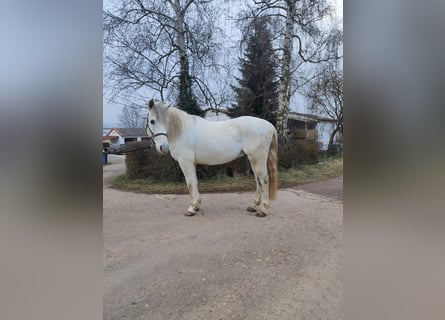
[{"x1": 150, "y1": 119, "x2": 155, "y2": 125}]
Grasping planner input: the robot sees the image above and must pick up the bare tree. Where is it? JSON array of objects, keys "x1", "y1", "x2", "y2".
[
  {"x1": 119, "y1": 103, "x2": 145, "y2": 128},
  {"x1": 306, "y1": 63, "x2": 343, "y2": 151},
  {"x1": 239, "y1": 0, "x2": 342, "y2": 142},
  {"x1": 103, "y1": 0, "x2": 224, "y2": 110}
]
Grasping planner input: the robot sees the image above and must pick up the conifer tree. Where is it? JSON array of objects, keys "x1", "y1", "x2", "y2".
[{"x1": 230, "y1": 17, "x2": 279, "y2": 125}]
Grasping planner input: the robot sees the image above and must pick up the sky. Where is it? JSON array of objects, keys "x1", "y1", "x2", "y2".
[{"x1": 103, "y1": 0, "x2": 343, "y2": 128}]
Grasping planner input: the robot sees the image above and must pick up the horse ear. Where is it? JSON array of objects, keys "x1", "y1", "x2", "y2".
[{"x1": 148, "y1": 99, "x2": 154, "y2": 110}]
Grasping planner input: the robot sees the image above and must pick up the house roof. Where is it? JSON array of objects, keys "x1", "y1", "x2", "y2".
[
  {"x1": 105, "y1": 128, "x2": 149, "y2": 137},
  {"x1": 288, "y1": 112, "x2": 334, "y2": 123},
  {"x1": 288, "y1": 112, "x2": 318, "y2": 123}
]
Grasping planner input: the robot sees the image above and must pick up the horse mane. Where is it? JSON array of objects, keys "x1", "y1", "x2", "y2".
[
  {"x1": 152, "y1": 101, "x2": 188, "y2": 142},
  {"x1": 166, "y1": 107, "x2": 185, "y2": 142}
]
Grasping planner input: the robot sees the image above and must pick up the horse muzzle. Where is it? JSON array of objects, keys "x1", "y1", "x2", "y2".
[{"x1": 159, "y1": 143, "x2": 170, "y2": 155}]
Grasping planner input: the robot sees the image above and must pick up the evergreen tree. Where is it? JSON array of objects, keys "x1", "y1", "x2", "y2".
[
  {"x1": 229, "y1": 17, "x2": 279, "y2": 125},
  {"x1": 177, "y1": 63, "x2": 205, "y2": 117}
]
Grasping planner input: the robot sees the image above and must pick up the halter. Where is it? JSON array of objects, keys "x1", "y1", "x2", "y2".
[{"x1": 146, "y1": 121, "x2": 168, "y2": 145}]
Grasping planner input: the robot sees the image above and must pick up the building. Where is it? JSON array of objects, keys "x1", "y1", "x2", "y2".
[
  {"x1": 288, "y1": 112, "x2": 340, "y2": 150},
  {"x1": 103, "y1": 128, "x2": 150, "y2": 153}
]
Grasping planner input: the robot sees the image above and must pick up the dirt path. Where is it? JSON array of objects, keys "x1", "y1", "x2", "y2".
[
  {"x1": 103, "y1": 157, "x2": 342, "y2": 320},
  {"x1": 103, "y1": 154, "x2": 126, "y2": 187}
]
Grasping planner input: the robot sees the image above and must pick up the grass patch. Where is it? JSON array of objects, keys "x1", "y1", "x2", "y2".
[
  {"x1": 112, "y1": 157, "x2": 343, "y2": 194},
  {"x1": 278, "y1": 157, "x2": 343, "y2": 188}
]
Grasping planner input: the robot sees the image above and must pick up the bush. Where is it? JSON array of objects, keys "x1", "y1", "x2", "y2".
[
  {"x1": 125, "y1": 141, "x2": 251, "y2": 182},
  {"x1": 125, "y1": 141, "x2": 184, "y2": 181},
  {"x1": 278, "y1": 139, "x2": 319, "y2": 169},
  {"x1": 196, "y1": 157, "x2": 251, "y2": 180}
]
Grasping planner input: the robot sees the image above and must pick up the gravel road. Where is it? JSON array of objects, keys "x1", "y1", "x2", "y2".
[{"x1": 104, "y1": 155, "x2": 342, "y2": 319}]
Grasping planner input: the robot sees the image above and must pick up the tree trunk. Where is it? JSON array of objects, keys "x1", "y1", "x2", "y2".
[
  {"x1": 174, "y1": 0, "x2": 190, "y2": 83},
  {"x1": 328, "y1": 126, "x2": 339, "y2": 156},
  {"x1": 276, "y1": 0, "x2": 295, "y2": 143},
  {"x1": 172, "y1": 0, "x2": 203, "y2": 116}
]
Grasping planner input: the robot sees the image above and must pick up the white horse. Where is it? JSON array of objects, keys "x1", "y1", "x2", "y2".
[{"x1": 146, "y1": 99, "x2": 278, "y2": 217}]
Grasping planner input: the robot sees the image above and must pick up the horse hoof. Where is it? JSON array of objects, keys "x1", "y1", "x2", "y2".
[
  {"x1": 255, "y1": 211, "x2": 267, "y2": 217},
  {"x1": 246, "y1": 206, "x2": 256, "y2": 212},
  {"x1": 185, "y1": 210, "x2": 196, "y2": 216}
]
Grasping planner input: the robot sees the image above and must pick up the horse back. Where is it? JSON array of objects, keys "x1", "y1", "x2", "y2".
[{"x1": 232, "y1": 116, "x2": 275, "y2": 139}]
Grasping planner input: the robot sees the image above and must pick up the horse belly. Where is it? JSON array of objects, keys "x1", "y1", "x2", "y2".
[{"x1": 195, "y1": 141, "x2": 243, "y2": 165}]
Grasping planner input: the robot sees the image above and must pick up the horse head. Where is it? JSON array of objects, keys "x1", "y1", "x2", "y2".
[{"x1": 147, "y1": 99, "x2": 170, "y2": 155}]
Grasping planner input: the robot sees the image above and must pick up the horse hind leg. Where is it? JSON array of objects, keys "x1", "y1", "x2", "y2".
[
  {"x1": 256, "y1": 173, "x2": 270, "y2": 217},
  {"x1": 247, "y1": 156, "x2": 269, "y2": 217},
  {"x1": 247, "y1": 174, "x2": 261, "y2": 213}
]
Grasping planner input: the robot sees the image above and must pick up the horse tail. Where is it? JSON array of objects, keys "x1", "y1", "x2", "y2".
[{"x1": 267, "y1": 128, "x2": 278, "y2": 200}]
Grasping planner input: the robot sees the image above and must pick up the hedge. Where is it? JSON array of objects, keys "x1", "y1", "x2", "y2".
[{"x1": 126, "y1": 139, "x2": 320, "y2": 182}]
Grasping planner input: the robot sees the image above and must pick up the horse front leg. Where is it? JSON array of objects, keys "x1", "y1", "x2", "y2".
[{"x1": 178, "y1": 160, "x2": 201, "y2": 216}]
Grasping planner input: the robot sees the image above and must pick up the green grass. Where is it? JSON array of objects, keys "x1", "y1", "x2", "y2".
[{"x1": 112, "y1": 157, "x2": 343, "y2": 194}]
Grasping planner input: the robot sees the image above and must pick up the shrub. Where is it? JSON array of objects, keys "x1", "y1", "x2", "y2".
[
  {"x1": 125, "y1": 141, "x2": 184, "y2": 181},
  {"x1": 278, "y1": 139, "x2": 319, "y2": 169},
  {"x1": 196, "y1": 157, "x2": 251, "y2": 180}
]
